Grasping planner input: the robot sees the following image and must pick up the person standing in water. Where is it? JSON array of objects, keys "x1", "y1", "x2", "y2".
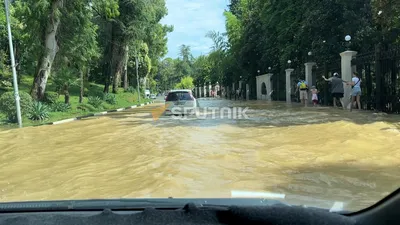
[
  {"x1": 322, "y1": 72, "x2": 345, "y2": 109},
  {"x1": 297, "y1": 79, "x2": 308, "y2": 106},
  {"x1": 310, "y1": 86, "x2": 319, "y2": 106},
  {"x1": 346, "y1": 72, "x2": 362, "y2": 110}
]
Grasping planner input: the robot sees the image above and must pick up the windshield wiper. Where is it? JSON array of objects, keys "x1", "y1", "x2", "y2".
[
  {"x1": 0, "y1": 198, "x2": 289, "y2": 212},
  {"x1": 0, "y1": 199, "x2": 188, "y2": 212}
]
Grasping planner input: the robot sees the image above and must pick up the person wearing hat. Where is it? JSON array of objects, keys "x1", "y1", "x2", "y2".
[{"x1": 322, "y1": 72, "x2": 345, "y2": 109}]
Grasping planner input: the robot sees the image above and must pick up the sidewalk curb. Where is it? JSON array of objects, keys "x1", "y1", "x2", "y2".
[{"x1": 45, "y1": 101, "x2": 154, "y2": 126}]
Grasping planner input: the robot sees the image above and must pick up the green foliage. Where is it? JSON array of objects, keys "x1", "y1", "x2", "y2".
[
  {"x1": 28, "y1": 101, "x2": 50, "y2": 121},
  {"x1": 175, "y1": 76, "x2": 194, "y2": 89},
  {"x1": 103, "y1": 93, "x2": 117, "y2": 105},
  {"x1": 44, "y1": 92, "x2": 59, "y2": 104},
  {"x1": 0, "y1": 91, "x2": 33, "y2": 122},
  {"x1": 50, "y1": 102, "x2": 71, "y2": 112},
  {"x1": 53, "y1": 67, "x2": 80, "y2": 93},
  {"x1": 77, "y1": 103, "x2": 97, "y2": 112},
  {"x1": 87, "y1": 96, "x2": 103, "y2": 108},
  {"x1": 0, "y1": 80, "x2": 12, "y2": 91},
  {"x1": 125, "y1": 86, "x2": 136, "y2": 93}
]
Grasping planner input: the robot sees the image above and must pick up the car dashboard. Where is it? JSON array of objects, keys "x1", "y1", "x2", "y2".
[{"x1": 0, "y1": 189, "x2": 399, "y2": 225}]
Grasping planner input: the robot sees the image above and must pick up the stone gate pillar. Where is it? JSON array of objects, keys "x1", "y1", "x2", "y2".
[
  {"x1": 266, "y1": 73, "x2": 273, "y2": 101},
  {"x1": 285, "y1": 69, "x2": 294, "y2": 103},
  {"x1": 305, "y1": 62, "x2": 316, "y2": 102},
  {"x1": 246, "y1": 83, "x2": 250, "y2": 100},
  {"x1": 340, "y1": 51, "x2": 357, "y2": 108},
  {"x1": 197, "y1": 87, "x2": 201, "y2": 98},
  {"x1": 208, "y1": 82, "x2": 212, "y2": 97}
]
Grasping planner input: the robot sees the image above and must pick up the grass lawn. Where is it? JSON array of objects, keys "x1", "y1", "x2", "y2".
[{"x1": 0, "y1": 76, "x2": 152, "y2": 129}]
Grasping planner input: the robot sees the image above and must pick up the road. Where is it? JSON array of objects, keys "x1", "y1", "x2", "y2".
[{"x1": 0, "y1": 97, "x2": 400, "y2": 212}]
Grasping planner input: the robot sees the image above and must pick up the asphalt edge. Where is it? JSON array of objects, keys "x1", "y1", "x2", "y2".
[{"x1": 46, "y1": 101, "x2": 154, "y2": 126}]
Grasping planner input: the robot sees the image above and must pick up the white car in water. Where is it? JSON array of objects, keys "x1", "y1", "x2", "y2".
[{"x1": 164, "y1": 89, "x2": 197, "y2": 115}]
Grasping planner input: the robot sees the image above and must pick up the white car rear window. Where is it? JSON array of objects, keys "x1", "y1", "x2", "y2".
[{"x1": 166, "y1": 92, "x2": 193, "y2": 101}]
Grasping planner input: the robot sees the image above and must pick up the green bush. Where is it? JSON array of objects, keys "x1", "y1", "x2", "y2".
[
  {"x1": 103, "y1": 93, "x2": 117, "y2": 105},
  {"x1": 0, "y1": 91, "x2": 33, "y2": 122},
  {"x1": 83, "y1": 88, "x2": 89, "y2": 97},
  {"x1": 93, "y1": 91, "x2": 104, "y2": 98},
  {"x1": 51, "y1": 102, "x2": 71, "y2": 112},
  {"x1": 28, "y1": 101, "x2": 50, "y2": 121},
  {"x1": 0, "y1": 80, "x2": 12, "y2": 88},
  {"x1": 77, "y1": 103, "x2": 97, "y2": 112},
  {"x1": 126, "y1": 86, "x2": 136, "y2": 93},
  {"x1": 87, "y1": 96, "x2": 103, "y2": 108},
  {"x1": 44, "y1": 92, "x2": 59, "y2": 104}
]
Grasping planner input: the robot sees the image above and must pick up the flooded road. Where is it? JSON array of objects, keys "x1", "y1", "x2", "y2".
[{"x1": 1, "y1": 98, "x2": 400, "y2": 212}]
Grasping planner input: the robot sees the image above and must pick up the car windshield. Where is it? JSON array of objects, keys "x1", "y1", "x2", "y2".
[{"x1": 0, "y1": 0, "x2": 400, "y2": 213}]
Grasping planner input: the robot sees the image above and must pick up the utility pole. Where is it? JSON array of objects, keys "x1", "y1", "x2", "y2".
[
  {"x1": 4, "y1": 0, "x2": 22, "y2": 127},
  {"x1": 135, "y1": 50, "x2": 140, "y2": 103}
]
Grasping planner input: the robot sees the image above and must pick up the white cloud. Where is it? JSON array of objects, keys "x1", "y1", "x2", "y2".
[{"x1": 161, "y1": 0, "x2": 228, "y2": 58}]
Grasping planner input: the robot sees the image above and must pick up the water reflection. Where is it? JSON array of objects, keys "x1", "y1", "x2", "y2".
[{"x1": 0, "y1": 98, "x2": 399, "y2": 212}]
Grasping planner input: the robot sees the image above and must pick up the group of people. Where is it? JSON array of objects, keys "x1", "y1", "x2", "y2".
[{"x1": 296, "y1": 72, "x2": 362, "y2": 110}]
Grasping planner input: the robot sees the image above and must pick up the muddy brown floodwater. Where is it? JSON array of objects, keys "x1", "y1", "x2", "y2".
[{"x1": 1, "y1": 98, "x2": 400, "y2": 212}]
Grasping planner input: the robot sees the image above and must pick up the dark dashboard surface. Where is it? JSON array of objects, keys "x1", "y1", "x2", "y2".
[
  {"x1": 0, "y1": 189, "x2": 399, "y2": 225},
  {"x1": 0, "y1": 204, "x2": 355, "y2": 225}
]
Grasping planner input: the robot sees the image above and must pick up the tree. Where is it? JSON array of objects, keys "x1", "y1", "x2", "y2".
[
  {"x1": 175, "y1": 76, "x2": 194, "y2": 89},
  {"x1": 156, "y1": 57, "x2": 175, "y2": 90},
  {"x1": 14, "y1": 0, "x2": 105, "y2": 100},
  {"x1": 104, "y1": 0, "x2": 168, "y2": 93}
]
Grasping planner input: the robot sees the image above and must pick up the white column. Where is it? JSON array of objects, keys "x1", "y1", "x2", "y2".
[
  {"x1": 256, "y1": 76, "x2": 260, "y2": 100},
  {"x1": 266, "y1": 73, "x2": 273, "y2": 101},
  {"x1": 340, "y1": 51, "x2": 357, "y2": 108},
  {"x1": 246, "y1": 84, "x2": 250, "y2": 100},
  {"x1": 208, "y1": 82, "x2": 212, "y2": 97},
  {"x1": 197, "y1": 87, "x2": 201, "y2": 98},
  {"x1": 203, "y1": 85, "x2": 206, "y2": 98},
  {"x1": 285, "y1": 69, "x2": 294, "y2": 103},
  {"x1": 305, "y1": 62, "x2": 316, "y2": 103},
  {"x1": 232, "y1": 83, "x2": 235, "y2": 99}
]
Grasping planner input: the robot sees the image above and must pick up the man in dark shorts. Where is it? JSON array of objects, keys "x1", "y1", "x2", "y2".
[{"x1": 322, "y1": 72, "x2": 345, "y2": 109}]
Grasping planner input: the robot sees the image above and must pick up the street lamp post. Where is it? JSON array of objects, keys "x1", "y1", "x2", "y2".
[
  {"x1": 135, "y1": 52, "x2": 140, "y2": 103},
  {"x1": 345, "y1": 35, "x2": 352, "y2": 50},
  {"x1": 287, "y1": 60, "x2": 292, "y2": 68},
  {"x1": 4, "y1": 0, "x2": 22, "y2": 128}
]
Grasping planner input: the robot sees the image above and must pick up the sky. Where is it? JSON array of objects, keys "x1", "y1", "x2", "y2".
[{"x1": 160, "y1": 0, "x2": 229, "y2": 59}]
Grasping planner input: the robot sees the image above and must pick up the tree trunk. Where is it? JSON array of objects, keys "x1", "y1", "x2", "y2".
[
  {"x1": 103, "y1": 63, "x2": 110, "y2": 93},
  {"x1": 79, "y1": 69, "x2": 84, "y2": 103},
  {"x1": 64, "y1": 85, "x2": 70, "y2": 104},
  {"x1": 103, "y1": 22, "x2": 113, "y2": 93},
  {"x1": 110, "y1": 20, "x2": 127, "y2": 94},
  {"x1": 30, "y1": 0, "x2": 63, "y2": 100},
  {"x1": 123, "y1": 45, "x2": 129, "y2": 90},
  {"x1": 111, "y1": 42, "x2": 126, "y2": 93}
]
